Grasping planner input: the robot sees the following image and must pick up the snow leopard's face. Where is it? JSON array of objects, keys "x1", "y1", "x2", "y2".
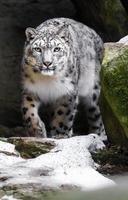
[{"x1": 24, "y1": 27, "x2": 70, "y2": 76}]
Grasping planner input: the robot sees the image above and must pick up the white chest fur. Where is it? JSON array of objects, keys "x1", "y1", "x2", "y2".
[{"x1": 24, "y1": 76, "x2": 74, "y2": 103}]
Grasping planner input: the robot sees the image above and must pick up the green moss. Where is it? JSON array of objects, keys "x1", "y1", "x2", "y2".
[
  {"x1": 92, "y1": 145, "x2": 128, "y2": 175},
  {"x1": 92, "y1": 146, "x2": 128, "y2": 165},
  {"x1": 101, "y1": 92, "x2": 128, "y2": 145},
  {"x1": 0, "y1": 186, "x2": 58, "y2": 200},
  {"x1": 8, "y1": 138, "x2": 55, "y2": 159},
  {"x1": 102, "y1": 45, "x2": 128, "y2": 140}
]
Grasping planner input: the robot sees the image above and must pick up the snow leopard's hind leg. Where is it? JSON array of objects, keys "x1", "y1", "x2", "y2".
[
  {"x1": 82, "y1": 82, "x2": 107, "y2": 141},
  {"x1": 83, "y1": 33, "x2": 107, "y2": 141},
  {"x1": 50, "y1": 94, "x2": 78, "y2": 138}
]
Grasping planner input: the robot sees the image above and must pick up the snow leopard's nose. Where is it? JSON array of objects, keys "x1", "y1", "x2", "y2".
[{"x1": 43, "y1": 61, "x2": 52, "y2": 67}]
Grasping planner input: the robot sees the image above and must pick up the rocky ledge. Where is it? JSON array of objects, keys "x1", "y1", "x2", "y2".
[{"x1": 0, "y1": 135, "x2": 114, "y2": 199}]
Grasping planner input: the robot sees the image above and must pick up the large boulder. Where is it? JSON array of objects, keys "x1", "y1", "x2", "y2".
[{"x1": 101, "y1": 42, "x2": 128, "y2": 145}]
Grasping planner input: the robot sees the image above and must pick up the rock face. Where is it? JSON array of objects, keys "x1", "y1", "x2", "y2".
[
  {"x1": 71, "y1": 0, "x2": 128, "y2": 41},
  {"x1": 101, "y1": 42, "x2": 128, "y2": 145}
]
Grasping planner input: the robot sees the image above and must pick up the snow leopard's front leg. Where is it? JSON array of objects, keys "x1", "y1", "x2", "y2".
[
  {"x1": 50, "y1": 94, "x2": 78, "y2": 138},
  {"x1": 21, "y1": 91, "x2": 47, "y2": 137}
]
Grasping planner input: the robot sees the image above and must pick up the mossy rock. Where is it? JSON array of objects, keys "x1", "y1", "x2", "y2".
[
  {"x1": 8, "y1": 137, "x2": 55, "y2": 159},
  {"x1": 92, "y1": 145, "x2": 128, "y2": 175},
  {"x1": 0, "y1": 186, "x2": 58, "y2": 200},
  {"x1": 101, "y1": 43, "x2": 128, "y2": 145}
]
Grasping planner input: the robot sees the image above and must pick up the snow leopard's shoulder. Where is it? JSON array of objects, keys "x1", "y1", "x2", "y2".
[
  {"x1": 36, "y1": 17, "x2": 95, "y2": 36},
  {"x1": 37, "y1": 17, "x2": 103, "y2": 53}
]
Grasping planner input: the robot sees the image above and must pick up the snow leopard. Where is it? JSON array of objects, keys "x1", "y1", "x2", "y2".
[{"x1": 21, "y1": 17, "x2": 106, "y2": 140}]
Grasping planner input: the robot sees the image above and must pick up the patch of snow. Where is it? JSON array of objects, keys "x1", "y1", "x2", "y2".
[
  {"x1": 1, "y1": 195, "x2": 18, "y2": 200},
  {"x1": 0, "y1": 153, "x2": 24, "y2": 168},
  {"x1": 53, "y1": 167, "x2": 114, "y2": 190},
  {"x1": 0, "y1": 141, "x2": 18, "y2": 155},
  {"x1": 0, "y1": 135, "x2": 115, "y2": 191},
  {"x1": 117, "y1": 35, "x2": 128, "y2": 45}
]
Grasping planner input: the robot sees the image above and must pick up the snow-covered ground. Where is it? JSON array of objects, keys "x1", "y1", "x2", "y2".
[
  {"x1": 0, "y1": 134, "x2": 115, "y2": 199},
  {"x1": 1, "y1": 195, "x2": 18, "y2": 200},
  {"x1": 117, "y1": 35, "x2": 128, "y2": 45}
]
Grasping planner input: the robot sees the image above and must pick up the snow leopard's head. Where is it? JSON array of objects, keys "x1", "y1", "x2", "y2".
[{"x1": 24, "y1": 25, "x2": 71, "y2": 76}]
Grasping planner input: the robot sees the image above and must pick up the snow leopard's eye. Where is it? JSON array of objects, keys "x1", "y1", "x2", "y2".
[
  {"x1": 34, "y1": 47, "x2": 41, "y2": 52},
  {"x1": 54, "y1": 47, "x2": 61, "y2": 52}
]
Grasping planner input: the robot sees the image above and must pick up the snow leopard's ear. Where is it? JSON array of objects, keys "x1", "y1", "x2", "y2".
[
  {"x1": 57, "y1": 25, "x2": 70, "y2": 43},
  {"x1": 25, "y1": 27, "x2": 37, "y2": 42}
]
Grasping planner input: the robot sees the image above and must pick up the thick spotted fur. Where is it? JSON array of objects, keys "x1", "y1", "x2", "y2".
[{"x1": 21, "y1": 18, "x2": 106, "y2": 139}]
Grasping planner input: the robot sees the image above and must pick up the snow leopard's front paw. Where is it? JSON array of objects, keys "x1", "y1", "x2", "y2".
[
  {"x1": 26, "y1": 118, "x2": 47, "y2": 138},
  {"x1": 50, "y1": 129, "x2": 73, "y2": 139}
]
